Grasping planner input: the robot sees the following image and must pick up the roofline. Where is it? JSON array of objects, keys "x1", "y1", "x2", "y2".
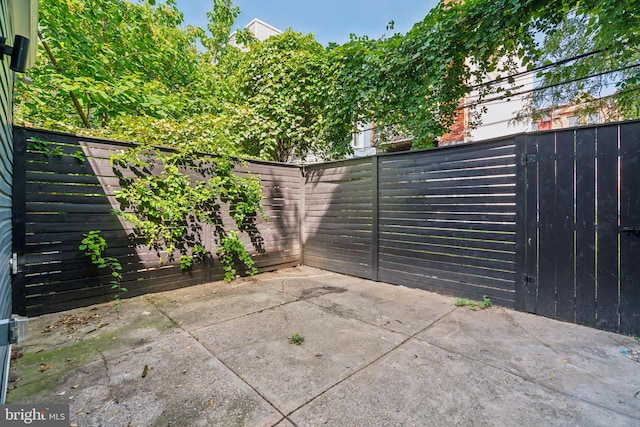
[{"x1": 244, "y1": 18, "x2": 283, "y2": 35}]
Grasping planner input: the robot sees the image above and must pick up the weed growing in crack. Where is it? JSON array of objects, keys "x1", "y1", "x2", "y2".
[
  {"x1": 453, "y1": 295, "x2": 492, "y2": 311},
  {"x1": 288, "y1": 333, "x2": 305, "y2": 345}
]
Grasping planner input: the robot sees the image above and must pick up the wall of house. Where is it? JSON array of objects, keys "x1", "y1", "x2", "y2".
[
  {"x1": 0, "y1": 1, "x2": 14, "y2": 403},
  {"x1": 466, "y1": 65, "x2": 534, "y2": 142},
  {"x1": 230, "y1": 18, "x2": 282, "y2": 47},
  {"x1": 349, "y1": 124, "x2": 376, "y2": 158},
  {"x1": 246, "y1": 19, "x2": 282, "y2": 41}
]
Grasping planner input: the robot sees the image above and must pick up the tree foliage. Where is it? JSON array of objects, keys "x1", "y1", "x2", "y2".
[
  {"x1": 525, "y1": 1, "x2": 639, "y2": 121},
  {"x1": 16, "y1": 0, "x2": 215, "y2": 129},
  {"x1": 332, "y1": 0, "x2": 637, "y2": 148},
  {"x1": 19, "y1": 0, "x2": 637, "y2": 154},
  {"x1": 228, "y1": 31, "x2": 356, "y2": 162}
]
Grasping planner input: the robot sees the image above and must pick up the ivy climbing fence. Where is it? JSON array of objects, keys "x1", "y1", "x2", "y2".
[{"x1": 12, "y1": 127, "x2": 302, "y2": 315}]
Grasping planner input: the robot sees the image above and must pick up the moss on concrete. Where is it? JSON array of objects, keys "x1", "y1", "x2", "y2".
[
  {"x1": 7, "y1": 330, "x2": 118, "y2": 402},
  {"x1": 7, "y1": 311, "x2": 176, "y2": 403}
]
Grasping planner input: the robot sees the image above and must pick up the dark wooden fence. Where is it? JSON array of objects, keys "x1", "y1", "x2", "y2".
[
  {"x1": 305, "y1": 139, "x2": 518, "y2": 308},
  {"x1": 12, "y1": 122, "x2": 640, "y2": 335},
  {"x1": 12, "y1": 127, "x2": 301, "y2": 316},
  {"x1": 303, "y1": 158, "x2": 375, "y2": 280},
  {"x1": 305, "y1": 121, "x2": 640, "y2": 335},
  {"x1": 516, "y1": 123, "x2": 640, "y2": 335}
]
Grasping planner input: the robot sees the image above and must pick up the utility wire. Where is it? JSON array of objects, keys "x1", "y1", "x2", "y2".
[
  {"x1": 459, "y1": 62, "x2": 640, "y2": 110},
  {"x1": 468, "y1": 46, "x2": 612, "y2": 90},
  {"x1": 465, "y1": 85, "x2": 640, "y2": 130},
  {"x1": 465, "y1": 75, "x2": 621, "y2": 104},
  {"x1": 350, "y1": 60, "x2": 638, "y2": 135}
]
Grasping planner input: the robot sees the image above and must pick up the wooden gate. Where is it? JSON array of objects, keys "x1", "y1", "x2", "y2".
[{"x1": 518, "y1": 122, "x2": 640, "y2": 335}]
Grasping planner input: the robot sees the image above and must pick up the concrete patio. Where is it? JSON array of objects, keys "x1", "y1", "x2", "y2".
[{"x1": 7, "y1": 266, "x2": 640, "y2": 426}]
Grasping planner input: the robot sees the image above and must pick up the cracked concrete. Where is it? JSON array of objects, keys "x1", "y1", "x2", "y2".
[{"x1": 7, "y1": 266, "x2": 640, "y2": 426}]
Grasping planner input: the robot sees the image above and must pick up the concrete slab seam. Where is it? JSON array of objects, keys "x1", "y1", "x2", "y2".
[
  {"x1": 284, "y1": 305, "x2": 459, "y2": 419},
  {"x1": 303, "y1": 295, "x2": 456, "y2": 338},
  {"x1": 153, "y1": 292, "x2": 298, "y2": 334},
  {"x1": 413, "y1": 333, "x2": 640, "y2": 422},
  {"x1": 150, "y1": 301, "x2": 297, "y2": 426}
]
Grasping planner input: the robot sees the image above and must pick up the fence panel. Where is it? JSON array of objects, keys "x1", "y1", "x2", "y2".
[
  {"x1": 377, "y1": 140, "x2": 518, "y2": 307},
  {"x1": 575, "y1": 127, "x2": 597, "y2": 327},
  {"x1": 303, "y1": 158, "x2": 375, "y2": 279},
  {"x1": 13, "y1": 127, "x2": 301, "y2": 316},
  {"x1": 619, "y1": 122, "x2": 640, "y2": 335}
]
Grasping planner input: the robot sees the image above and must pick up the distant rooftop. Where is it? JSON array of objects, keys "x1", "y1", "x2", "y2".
[{"x1": 229, "y1": 18, "x2": 283, "y2": 46}]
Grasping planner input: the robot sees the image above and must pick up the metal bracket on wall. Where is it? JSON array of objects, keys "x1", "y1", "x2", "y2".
[
  {"x1": 0, "y1": 316, "x2": 28, "y2": 345},
  {"x1": 9, "y1": 253, "x2": 17, "y2": 275}
]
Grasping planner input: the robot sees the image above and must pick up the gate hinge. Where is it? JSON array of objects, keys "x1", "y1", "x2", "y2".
[
  {"x1": 521, "y1": 154, "x2": 537, "y2": 165},
  {"x1": 523, "y1": 275, "x2": 536, "y2": 284}
]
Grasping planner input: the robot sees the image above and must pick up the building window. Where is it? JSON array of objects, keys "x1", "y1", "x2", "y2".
[
  {"x1": 587, "y1": 113, "x2": 599, "y2": 125},
  {"x1": 568, "y1": 116, "x2": 579, "y2": 127},
  {"x1": 363, "y1": 128, "x2": 371, "y2": 147},
  {"x1": 352, "y1": 132, "x2": 363, "y2": 149}
]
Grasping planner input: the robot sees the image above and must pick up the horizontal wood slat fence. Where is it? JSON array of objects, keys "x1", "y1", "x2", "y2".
[
  {"x1": 12, "y1": 121, "x2": 640, "y2": 336},
  {"x1": 304, "y1": 121, "x2": 640, "y2": 336},
  {"x1": 304, "y1": 139, "x2": 518, "y2": 307},
  {"x1": 12, "y1": 127, "x2": 301, "y2": 315}
]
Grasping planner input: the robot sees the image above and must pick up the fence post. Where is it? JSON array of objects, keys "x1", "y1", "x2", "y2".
[
  {"x1": 299, "y1": 166, "x2": 306, "y2": 266},
  {"x1": 514, "y1": 135, "x2": 528, "y2": 312},
  {"x1": 11, "y1": 127, "x2": 27, "y2": 315},
  {"x1": 371, "y1": 155, "x2": 379, "y2": 282}
]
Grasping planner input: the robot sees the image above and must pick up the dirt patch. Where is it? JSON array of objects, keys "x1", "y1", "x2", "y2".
[{"x1": 41, "y1": 312, "x2": 109, "y2": 335}]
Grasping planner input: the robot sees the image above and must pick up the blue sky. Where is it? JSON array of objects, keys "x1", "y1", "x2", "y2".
[{"x1": 173, "y1": 0, "x2": 440, "y2": 45}]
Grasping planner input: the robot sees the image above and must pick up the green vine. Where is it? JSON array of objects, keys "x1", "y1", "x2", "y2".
[
  {"x1": 27, "y1": 136, "x2": 86, "y2": 162},
  {"x1": 79, "y1": 230, "x2": 126, "y2": 309},
  {"x1": 216, "y1": 231, "x2": 258, "y2": 281},
  {"x1": 111, "y1": 145, "x2": 265, "y2": 278}
]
